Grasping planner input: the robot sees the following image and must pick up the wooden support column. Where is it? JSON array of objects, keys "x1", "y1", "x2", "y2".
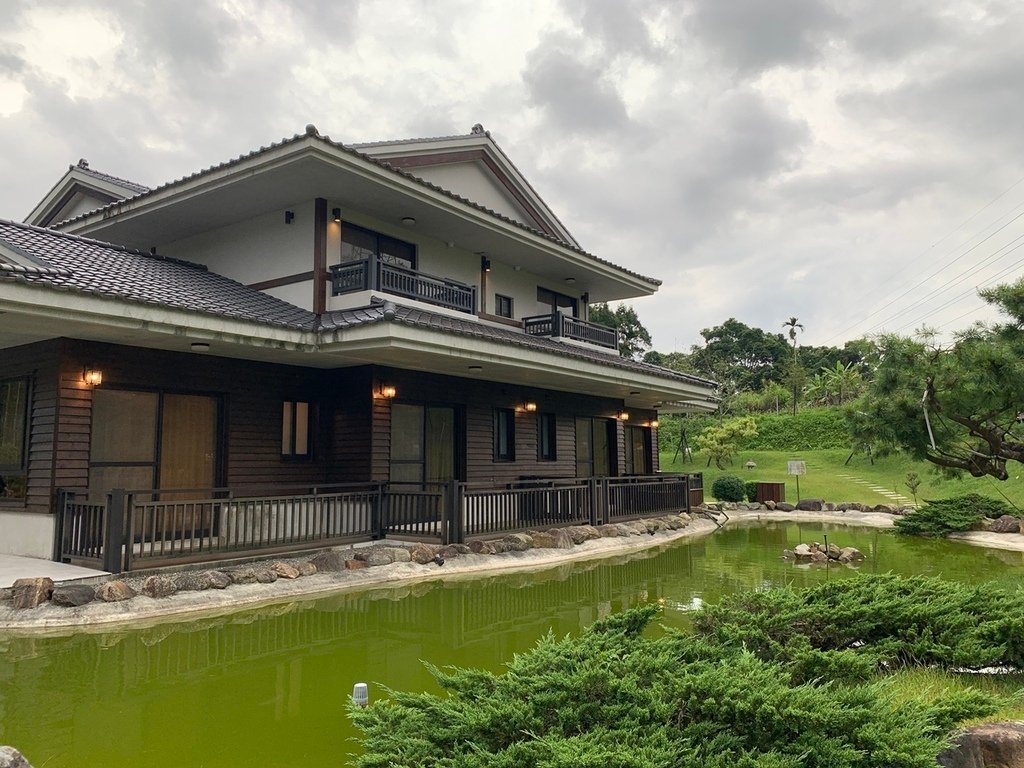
[{"x1": 313, "y1": 198, "x2": 327, "y2": 314}]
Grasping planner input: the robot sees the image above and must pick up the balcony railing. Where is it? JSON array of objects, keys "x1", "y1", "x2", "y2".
[
  {"x1": 330, "y1": 257, "x2": 476, "y2": 315},
  {"x1": 522, "y1": 312, "x2": 619, "y2": 351}
]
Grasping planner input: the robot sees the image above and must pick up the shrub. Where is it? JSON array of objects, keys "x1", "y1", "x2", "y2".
[
  {"x1": 354, "y1": 591, "x2": 1005, "y2": 768},
  {"x1": 744, "y1": 481, "x2": 759, "y2": 502},
  {"x1": 741, "y1": 408, "x2": 849, "y2": 451},
  {"x1": 894, "y1": 493, "x2": 1015, "y2": 537},
  {"x1": 711, "y1": 474, "x2": 746, "y2": 502}
]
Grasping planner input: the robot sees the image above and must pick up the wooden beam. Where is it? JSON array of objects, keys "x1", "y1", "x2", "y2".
[{"x1": 313, "y1": 198, "x2": 327, "y2": 314}]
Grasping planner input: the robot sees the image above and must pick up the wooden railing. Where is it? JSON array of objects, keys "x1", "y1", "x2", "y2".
[
  {"x1": 54, "y1": 474, "x2": 694, "y2": 571},
  {"x1": 329, "y1": 257, "x2": 476, "y2": 314},
  {"x1": 522, "y1": 312, "x2": 619, "y2": 351}
]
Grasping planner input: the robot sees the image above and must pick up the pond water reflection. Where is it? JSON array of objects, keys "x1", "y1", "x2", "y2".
[{"x1": 1, "y1": 522, "x2": 1021, "y2": 767}]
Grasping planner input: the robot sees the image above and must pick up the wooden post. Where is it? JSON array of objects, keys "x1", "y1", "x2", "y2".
[
  {"x1": 52, "y1": 489, "x2": 69, "y2": 562},
  {"x1": 313, "y1": 198, "x2": 327, "y2": 314},
  {"x1": 372, "y1": 483, "x2": 385, "y2": 540},
  {"x1": 103, "y1": 489, "x2": 126, "y2": 574},
  {"x1": 588, "y1": 478, "x2": 600, "y2": 526}
]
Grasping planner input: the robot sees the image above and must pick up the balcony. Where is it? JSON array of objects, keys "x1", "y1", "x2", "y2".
[
  {"x1": 330, "y1": 257, "x2": 477, "y2": 314},
  {"x1": 522, "y1": 312, "x2": 619, "y2": 351}
]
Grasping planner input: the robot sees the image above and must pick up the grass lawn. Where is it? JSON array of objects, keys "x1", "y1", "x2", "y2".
[{"x1": 661, "y1": 448, "x2": 1024, "y2": 508}]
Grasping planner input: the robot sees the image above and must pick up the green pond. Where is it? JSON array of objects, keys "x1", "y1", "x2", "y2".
[{"x1": 2, "y1": 522, "x2": 1022, "y2": 767}]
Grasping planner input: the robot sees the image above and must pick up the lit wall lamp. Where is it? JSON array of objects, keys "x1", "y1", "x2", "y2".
[
  {"x1": 332, "y1": 207, "x2": 342, "y2": 223},
  {"x1": 83, "y1": 368, "x2": 103, "y2": 387},
  {"x1": 481, "y1": 256, "x2": 492, "y2": 272},
  {"x1": 379, "y1": 384, "x2": 397, "y2": 399},
  {"x1": 519, "y1": 401, "x2": 537, "y2": 413},
  {"x1": 645, "y1": 419, "x2": 660, "y2": 428},
  {"x1": 617, "y1": 410, "x2": 630, "y2": 421}
]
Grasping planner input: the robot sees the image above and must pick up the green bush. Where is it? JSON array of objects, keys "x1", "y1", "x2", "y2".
[
  {"x1": 741, "y1": 409, "x2": 849, "y2": 451},
  {"x1": 894, "y1": 493, "x2": 1015, "y2": 537},
  {"x1": 744, "y1": 481, "x2": 759, "y2": 502},
  {"x1": 711, "y1": 474, "x2": 746, "y2": 502},
  {"x1": 354, "y1": 584, "x2": 1007, "y2": 768}
]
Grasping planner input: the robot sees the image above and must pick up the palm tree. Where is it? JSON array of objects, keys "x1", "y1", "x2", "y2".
[{"x1": 782, "y1": 317, "x2": 804, "y2": 415}]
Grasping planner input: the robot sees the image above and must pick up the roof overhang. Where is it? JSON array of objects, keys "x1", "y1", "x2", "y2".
[
  {"x1": 25, "y1": 167, "x2": 143, "y2": 228},
  {"x1": 0, "y1": 282, "x2": 714, "y2": 410},
  {"x1": 53, "y1": 137, "x2": 656, "y2": 302}
]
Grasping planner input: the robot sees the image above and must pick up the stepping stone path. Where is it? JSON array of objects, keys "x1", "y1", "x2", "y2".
[{"x1": 836, "y1": 474, "x2": 915, "y2": 507}]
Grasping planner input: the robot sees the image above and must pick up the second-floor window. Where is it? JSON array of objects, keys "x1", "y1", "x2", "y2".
[
  {"x1": 494, "y1": 294, "x2": 514, "y2": 318},
  {"x1": 341, "y1": 222, "x2": 416, "y2": 271}
]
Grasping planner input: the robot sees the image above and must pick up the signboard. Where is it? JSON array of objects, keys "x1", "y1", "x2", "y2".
[{"x1": 787, "y1": 460, "x2": 806, "y2": 476}]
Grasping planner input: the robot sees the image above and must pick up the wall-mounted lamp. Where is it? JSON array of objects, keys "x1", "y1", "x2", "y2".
[
  {"x1": 646, "y1": 419, "x2": 660, "y2": 428},
  {"x1": 83, "y1": 368, "x2": 103, "y2": 387},
  {"x1": 284, "y1": 210, "x2": 295, "y2": 224},
  {"x1": 379, "y1": 384, "x2": 397, "y2": 399},
  {"x1": 520, "y1": 401, "x2": 538, "y2": 413},
  {"x1": 481, "y1": 256, "x2": 492, "y2": 272},
  {"x1": 617, "y1": 410, "x2": 630, "y2": 421},
  {"x1": 401, "y1": 217, "x2": 416, "y2": 227},
  {"x1": 332, "y1": 207, "x2": 342, "y2": 223},
  {"x1": 190, "y1": 342, "x2": 211, "y2": 353}
]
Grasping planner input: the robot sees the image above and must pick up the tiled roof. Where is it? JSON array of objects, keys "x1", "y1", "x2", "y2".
[
  {"x1": 51, "y1": 126, "x2": 660, "y2": 287},
  {"x1": 320, "y1": 299, "x2": 717, "y2": 389},
  {"x1": 0, "y1": 220, "x2": 317, "y2": 330},
  {"x1": 75, "y1": 163, "x2": 151, "y2": 195}
]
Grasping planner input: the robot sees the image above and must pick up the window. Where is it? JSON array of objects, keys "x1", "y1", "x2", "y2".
[
  {"x1": 537, "y1": 413, "x2": 557, "y2": 461},
  {"x1": 537, "y1": 286, "x2": 578, "y2": 317},
  {"x1": 0, "y1": 377, "x2": 29, "y2": 500},
  {"x1": 282, "y1": 401, "x2": 311, "y2": 458},
  {"x1": 390, "y1": 404, "x2": 456, "y2": 485},
  {"x1": 624, "y1": 425, "x2": 652, "y2": 475},
  {"x1": 341, "y1": 222, "x2": 416, "y2": 270},
  {"x1": 494, "y1": 294, "x2": 514, "y2": 319},
  {"x1": 575, "y1": 417, "x2": 613, "y2": 477},
  {"x1": 494, "y1": 408, "x2": 515, "y2": 461}
]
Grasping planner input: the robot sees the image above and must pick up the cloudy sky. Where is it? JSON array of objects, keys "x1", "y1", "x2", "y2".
[{"x1": 2, "y1": 0, "x2": 1023, "y2": 352}]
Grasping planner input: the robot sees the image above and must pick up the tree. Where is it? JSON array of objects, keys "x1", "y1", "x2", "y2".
[
  {"x1": 588, "y1": 302, "x2": 652, "y2": 359},
  {"x1": 782, "y1": 317, "x2": 804, "y2": 415},
  {"x1": 804, "y1": 362, "x2": 863, "y2": 406},
  {"x1": 693, "y1": 415, "x2": 757, "y2": 469},
  {"x1": 688, "y1": 318, "x2": 790, "y2": 392},
  {"x1": 854, "y1": 278, "x2": 1024, "y2": 480}
]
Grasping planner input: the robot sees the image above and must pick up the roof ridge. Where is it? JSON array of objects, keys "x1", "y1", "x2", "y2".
[
  {"x1": 349, "y1": 132, "x2": 478, "y2": 148},
  {"x1": 0, "y1": 218, "x2": 210, "y2": 272},
  {"x1": 48, "y1": 126, "x2": 660, "y2": 287},
  {"x1": 74, "y1": 162, "x2": 151, "y2": 194}
]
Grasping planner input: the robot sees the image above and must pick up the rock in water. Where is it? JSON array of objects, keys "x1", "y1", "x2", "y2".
[
  {"x1": 0, "y1": 746, "x2": 34, "y2": 768},
  {"x1": 11, "y1": 578, "x2": 54, "y2": 609},
  {"x1": 937, "y1": 721, "x2": 1024, "y2": 768}
]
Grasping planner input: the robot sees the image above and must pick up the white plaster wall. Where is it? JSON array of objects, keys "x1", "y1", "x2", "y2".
[
  {"x1": 0, "y1": 510, "x2": 54, "y2": 558},
  {"x1": 161, "y1": 201, "x2": 316, "y2": 308},
  {"x1": 487, "y1": 259, "x2": 584, "y2": 320},
  {"x1": 53, "y1": 191, "x2": 113, "y2": 223},
  {"x1": 264, "y1": 281, "x2": 314, "y2": 309},
  {"x1": 411, "y1": 163, "x2": 538, "y2": 227}
]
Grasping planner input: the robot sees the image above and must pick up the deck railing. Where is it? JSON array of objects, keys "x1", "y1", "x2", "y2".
[
  {"x1": 55, "y1": 474, "x2": 692, "y2": 572},
  {"x1": 522, "y1": 312, "x2": 619, "y2": 351},
  {"x1": 329, "y1": 257, "x2": 476, "y2": 314}
]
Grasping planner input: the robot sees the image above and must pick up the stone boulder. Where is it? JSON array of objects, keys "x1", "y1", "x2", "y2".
[
  {"x1": 989, "y1": 515, "x2": 1022, "y2": 534},
  {"x1": 467, "y1": 539, "x2": 496, "y2": 555},
  {"x1": 142, "y1": 575, "x2": 177, "y2": 599},
  {"x1": 0, "y1": 746, "x2": 33, "y2": 768},
  {"x1": 50, "y1": 584, "x2": 95, "y2": 607},
  {"x1": 95, "y1": 580, "x2": 136, "y2": 602},
  {"x1": 838, "y1": 547, "x2": 865, "y2": 563},
  {"x1": 227, "y1": 567, "x2": 258, "y2": 584},
  {"x1": 204, "y1": 570, "x2": 231, "y2": 589},
  {"x1": 567, "y1": 525, "x2": 600, "y2": 543},
  {"x1": 776, "y1": 502, "x2": 796, "y2": 512},
  {"x1": 937, "y1": 721, "x2": 1024, "y2": 768},
  {"x1": 11, "y1": 578, "x2": 54, "y2": 609},
  {"x1": 529, "y1": 531, "x2": 558, "y2": 548},
  {"x1": 436, "y1": 545, "x2": 463, "y2": 559},
  {"x1": 765, "y1": 500, "x2": 777, "y2": 510},
  {"x1": 810, "y1": 550, "x2": 829, "y2": 563},
  {"x1": 382, "y1": 547, "x2": 412, "y2": 563},
  {"x1": 782, "y1": 549, "x2": 795, "y2": 560},
  {"x1": 796, "y1": 499, "x2": 824, "y2": 511},
  {"x1": 297, "y1": 562, "x2": 318, "y2": 576},
  {"x1": 546, "y1": 528, "x2": 575, "y2": 548},
  {"x1": 174, "y1": 571, "x2": 213, "y2": 591},
  {"x1": 253, "y1": 568, "x2": 278, "y2": 584},
  {"x1": 344, "y1": 559, "x2": 368, "y2": 570},
  {"x1": 410, "y1": 543, "x2": 438, "y2": 563},
  {"x1": 873, "y1": 504, "x2": 895, "y2": 514},
  {"x1": 596, "y1": 524, "x2": 622, "y2": 538},
  {"x1": 271, "y1": 561, "x2": 301, "y2": 579},
  {"x1": 309, "y1": 550, "x2": 346, "y2": 572},
  {"x1": 355, "y1": 549, "x2": 393, "y2": 566},
  {"x1": 501, "y1": 533, "x2": 534, "y2": 551}
]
